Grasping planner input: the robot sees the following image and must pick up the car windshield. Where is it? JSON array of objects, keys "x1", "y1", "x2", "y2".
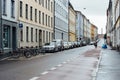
[{"x1": 50, "y1": 42, "x2": 55, "y2": 45}]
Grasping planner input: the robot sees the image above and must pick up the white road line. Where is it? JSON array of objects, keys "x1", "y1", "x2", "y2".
[
  {"x1": 50, "y1": 67, "x2": 57, "y2": 71},
  {"x1": 57, "y1": 64, "x2": 62, "y2": 67},
  {"x1": 62, "y1": 62, "x2": 67, "y2": 64},
  {"x1": 41, "y1": 71, "x2": 49, "y2": 75},
  {"x1": 29, "y1": 77, "x2": 39, "y2": 80},
  {"x1": 67, "y1": 60, "x2": 70, "y2": 62}
]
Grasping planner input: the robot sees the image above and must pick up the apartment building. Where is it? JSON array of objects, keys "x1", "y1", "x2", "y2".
[
  {"x1": 68, "y1": 2, "x2": 76, "y2": 42},
  {"x1": 91, "y1": 24, "x2": 98, "y2": 41},
  {"x1": 114, "y1": 0, "x2": 120, "y2": 49},
  {"x1": 18, "y1": 0, "x2": 54, "y2": 47},
  {"x1": 106, "y1": 0, "x2": 113, "y2": 45},
  {"x1": 106, "y1": 0, "x2": 120, "y2": 49},
  {"x1": 83, "y1": 16, "x2": 88, "y2": 42},
  {"x1": 0, "y1": 0, "x2": 18, "y2": 53},
  {"x1": 76, "y1": 11, "x2": 84, "y2": 41},
  {"x1": 54, "y1": 0, "x2": 69, "y2": 41}
]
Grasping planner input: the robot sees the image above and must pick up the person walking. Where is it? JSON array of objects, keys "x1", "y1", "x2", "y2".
[{"x1": 94, "y1": 41, "x2": 97, "y2": 48}]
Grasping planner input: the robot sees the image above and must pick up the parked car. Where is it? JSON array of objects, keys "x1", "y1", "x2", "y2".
[
  {"x1": 89, "y1": 41, "x2": 94, "y2": 45},
  {"x1": 52, "y1": 39, "x2": 64, "y2": 51},
  {"x1": 68, "y1": 42, "x2": 73, "y2": 49},
  {"x1": 82, "y1": 41, "x2": 87, "y2": 46},
  {"x1": 63, "y1": 42, "x2": 69, "y2": 50},
  {"x1": 77, "y1": 41, "x2": 82, "y2": 47},
  {"x1": 42, "y1": 42, "x2": 58, "y2": 53},
  {"x1": 73, "y1": 42, "x2": 78, "y2": 47}
]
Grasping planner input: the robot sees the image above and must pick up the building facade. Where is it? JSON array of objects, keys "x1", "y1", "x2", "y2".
[
  {"x1": 68, "y1": 2, "x2": 76, "y2": 42},
  {"x1": 1, "y1": 0, "x2": 18, "y2": 53},
  {"x1": 106, "y1": 0, "x2": 113, "y2": 45},
  {"x1": 18, "y1": 0, "x2": 54, "y2": 47},
  {"x1": 54, "y1": 0, "x2": 69, "y2": 41},
  {"x1": 76, "y1": 11, "x2": 84, "y2": 41},
  {"x1": 91, "y1": 24, "x2": 98, "y2": 41},
  {"x1": 106, "y1": 0, "x2": 120, "y2": 49},
  {"x1": 86, "y1": 20, "x2": 91, "y2": 43},
  {"x1": 83, "y1": 16, "x2": 88, "y2": 42},
  {"x1": 114, "y1": 0, "x2": 120, "y2": 49}
]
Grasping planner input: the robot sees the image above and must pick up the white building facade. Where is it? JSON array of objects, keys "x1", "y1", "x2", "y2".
[
  {"x1": 54, "y1": 0, "x2": 69, "y2": 41},
  {"x1": 18, "y1": 0, "x2": 54, "y2": 48},
  {"x1": 76, "y1": 11, "x2": 84, "y2": 41}
]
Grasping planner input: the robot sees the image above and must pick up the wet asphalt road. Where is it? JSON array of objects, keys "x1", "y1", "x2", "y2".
[{"x1": 0, "y1": 45, "x2": 95, "y2": 80}]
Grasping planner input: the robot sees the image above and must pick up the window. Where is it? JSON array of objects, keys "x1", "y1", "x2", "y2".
[
  {"x1": 51, "y1": 2, "x2": 53, "y2": 12},
  {"x1": 39, "y1": 11, "x2": 41, "y2": 24},
  {"x1": 48, "y1": 16, "x2": 50, "y2": 27},
  {"x1": 49, "y1": 32, "x2": 50, "y2": 42},
  {"x1": 26, "y1": 27, "x2": 29, "y2": 42},
  {"x1": 48, "y1": 0, "x2": 50, "y2": 10},
  {"x1": 46, "y1": 31, "x2": 48, "y2": 43},
  {"x1": 51, "y1": 17, "x2": 53, "y2": 27},
  {"x1": 35, "y1": 9, "x2": 37, "y2": 22},
  {"x1": 36, "y1": 29, "x2": 38, "y2": 42},
  {"x1": 3, "y1": 0, "x2": 7, "y2": 15},
  {"x1": 3, "y1": 26, "x2": 9, "y2": 48},
  {"x1": 30, "y1": 6, "x2": 33, "y2": 20},
  {"x1": 11, "y1": 0, "x2": 15, "y2": 17},
  {"x1": 20, "y1": 1, "x2": 23, "y2": 17},
  {"x1": 46, "y1": 14, "x2": 47, "y2": 26},
  {"x1": 31, "y1": 28, "x2": 33, "y2": 42},
  {"x1": 39, "y1": 0, "x2": 41, "y2": 5},
  {"x1": 46, "y1": 0, "x2": 47, "y2": 9},
  {"x1": 25, "y1": 4, "x2": 28, "y2": 19},
  {"x1": 20, "y1": 30, "x2": 23, "y2": 41},
  {"x1": 43, "y1": 31, "x2": 45, "y2": 43},
  {"x1": 42, "y1": 0, "x2": 44, "y2": 7},
  {"x1": 42, "y1": 13, "x2": 44, "y2": 25}
]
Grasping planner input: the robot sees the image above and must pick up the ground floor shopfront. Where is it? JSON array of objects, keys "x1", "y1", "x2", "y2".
[{"x1": 0, "y1": 19, "x2": 17, "y2": 53}]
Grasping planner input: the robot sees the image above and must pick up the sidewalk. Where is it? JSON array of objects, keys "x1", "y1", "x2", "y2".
[
  {"x1": 96, "y1": 47, "x2": 120, "y2": 80},
  {"x1": 29, "y1": 48, "x2": 101, "y2": 80}
]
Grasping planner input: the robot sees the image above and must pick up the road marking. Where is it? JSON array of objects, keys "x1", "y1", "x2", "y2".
[
  {"x1": 41, "y1": 71, "x2": 49, "y2": 75},
  {"x1": 67, "y1": 60, "x2": 70, "y2": 62},
  {"x1": 57, "y1": 64, "x2": 62, "y2": 67},
  {"x1": 29, "y1": 77, "x2": 39, "y2": 80},
  {"x1": 62, "y1": 62, "x2": 67, "y2": 64},
  {"x1": 50, "y1": 67, "x2": 57, "y2": 71}
]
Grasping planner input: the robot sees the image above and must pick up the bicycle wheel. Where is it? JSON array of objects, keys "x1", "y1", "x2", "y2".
[
  {"x1": 12, "y1": 52, "x2": 20, "y2": 58},
  {"x1": 24, "y1": 51, "x2": 32, "y2": 58}
]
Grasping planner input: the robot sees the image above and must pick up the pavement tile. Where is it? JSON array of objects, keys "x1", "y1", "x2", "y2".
[{"x1": 96, "y1": 47, "x2": 120, "y2": 80}]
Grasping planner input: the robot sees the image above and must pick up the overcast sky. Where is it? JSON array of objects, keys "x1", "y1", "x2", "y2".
[{"x1": 70, "y1": 0, "x2": 109, "y2": 34}]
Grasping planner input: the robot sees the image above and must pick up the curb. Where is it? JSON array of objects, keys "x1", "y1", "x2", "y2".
[{"x1": 92, "y1": 50, "x2": 103, "y2": 80}]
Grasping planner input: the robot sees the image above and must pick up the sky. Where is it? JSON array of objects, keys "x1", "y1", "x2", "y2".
[{"x1": 70, "y1": 0, "x2": 109, "y2": 34}]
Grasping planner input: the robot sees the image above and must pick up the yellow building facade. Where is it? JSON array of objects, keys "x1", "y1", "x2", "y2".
[
  {"x1": 18, "y1": 0, "x2": 54, "y2": 47},
  {"x1": 68, "y1": 3, "x2": 76, "y2": 42}
]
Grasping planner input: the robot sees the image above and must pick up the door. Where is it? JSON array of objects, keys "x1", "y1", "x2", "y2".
[
  {"x1": 39, "y1": 30, "x2": 42, "y2": 47},
  {"x1": 12, "y1": 27, "x2": 16, "y2": 50}
]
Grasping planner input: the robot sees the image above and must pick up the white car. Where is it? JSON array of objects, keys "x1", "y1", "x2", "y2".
[
  {"x1": 42, "y1": 42, "x2": 58, "y2": 53},
  {"x1": 63, "y1": 42, "x2": 69, "y2": 50}
]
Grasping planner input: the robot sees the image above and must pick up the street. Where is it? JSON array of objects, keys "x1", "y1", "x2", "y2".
[{"x1": 0, "y1": 45, "x2": 96, "y2": 80}]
